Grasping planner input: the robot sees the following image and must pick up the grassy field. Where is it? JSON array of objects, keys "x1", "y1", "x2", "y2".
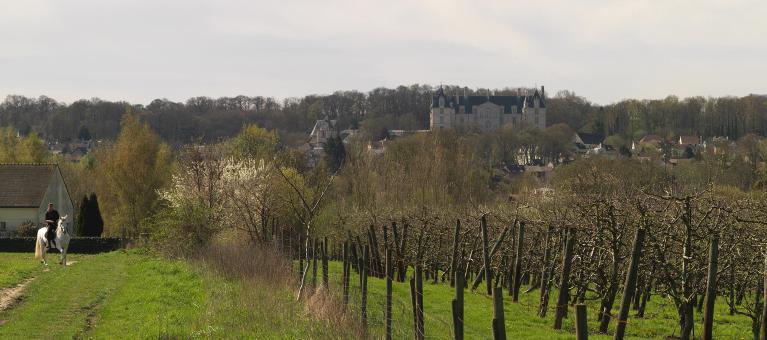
[
  {"x1": 0, "y1": 250, "x2": 351, "y2": 339},
  {"x1": 1, "y1": 251, "x2": 755, "y2": 339},
  {"x1": 0, "y1": 253, "x2": 42, "y2": 288},
  {"x1": 320, "y1": 261, "x2": 754, "y2": 339}
]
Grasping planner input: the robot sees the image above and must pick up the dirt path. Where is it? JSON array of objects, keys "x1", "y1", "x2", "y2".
[{"x1": 0, "y1": 277, "x2": 35, "y2": 313}]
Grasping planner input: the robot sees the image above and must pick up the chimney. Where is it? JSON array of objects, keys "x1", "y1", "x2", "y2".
[{"x1": 541, "y1": 85, "x2": 545, "y2": 98}]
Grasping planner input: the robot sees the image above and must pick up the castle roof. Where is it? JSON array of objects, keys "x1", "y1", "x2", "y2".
[{"x1": 432, "y1": 87, "x2": 545, "y2": 112}]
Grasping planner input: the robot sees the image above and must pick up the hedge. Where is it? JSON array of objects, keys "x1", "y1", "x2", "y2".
[{"x1": 0, "y1": 237, "x2": 122, "y2": 253}]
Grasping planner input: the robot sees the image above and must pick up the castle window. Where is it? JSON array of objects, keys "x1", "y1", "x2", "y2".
[
  {"x1": 439, "y1": 97, "x2": 445, "y2": 108},
  {"x1": 440, "y1": 116, "x2": 444, "y2": 124}
]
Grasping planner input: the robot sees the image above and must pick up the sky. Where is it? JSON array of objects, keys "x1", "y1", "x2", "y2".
[{"x1": 1, "y1": 0, "x2": 765, "y2": 105}]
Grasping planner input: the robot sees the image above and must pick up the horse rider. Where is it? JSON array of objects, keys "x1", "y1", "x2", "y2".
[{"x1": 44, "y1": 203, "x2": 60, "y2": 249}]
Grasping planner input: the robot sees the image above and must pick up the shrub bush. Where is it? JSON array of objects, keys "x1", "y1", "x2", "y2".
[{"x1": 15, "y1": 221, "x2": 38, "y2": 237}]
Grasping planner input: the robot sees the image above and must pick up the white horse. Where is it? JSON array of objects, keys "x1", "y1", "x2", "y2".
[{"x1": 34, "y1": 215, "x2": 71, "y2": 266}]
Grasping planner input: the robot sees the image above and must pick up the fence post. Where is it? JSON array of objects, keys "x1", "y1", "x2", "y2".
[
  {"x1": 538, "y1": 225, "x2": 553, "y2": 317},
  {"x1": 614, "y1": 228, "x2": 645, "y2": 340},
  {"x1": 453, "y1": 266, "x2": 464, "y2": 340},
  {"x1": 492, "y1": 287, "x2": 507, "y2": 340},
  {"x1": 312, "y1": 239, "x2": 318, "y2": 289},
  {"x1": 361, "y1": 245, "x2": 369, "y2": 332},
  {"x1": 575, "y1": 304, "x2": 588, "y2": 340},
  {"x1": 385, "y1": 248, "x2": 393, "y2": 340},
  {"x1": 322, "y1": 237, "x2": 329, "y2": 287},
  {"x1": 512, "y1": 221, "x2": 525, "y2": 302},
  {"x1": 415, "y1": 264, "x2": 425, "y2": 340},
  {"x1": 342, "y1": 241, "x2": 350, "y2": 306},
  {"x1": 554, "y1": 228, "x2": 576, "y2": 330},
  {"x1": 450, "y1": 219, "x2": 462, "y2": 287},
  {"x1": 761, "y1": 251, "x2": 767, "y2": 340},
  {"x1": 702, "y1": 235, "x2": 719, "y2": 340},
  {"x1": 480, "y1": 215, "x2": 493, "y2": 295}
]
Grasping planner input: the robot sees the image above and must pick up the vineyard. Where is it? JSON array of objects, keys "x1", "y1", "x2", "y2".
[{"x1": 275, "y1": 174, "x2": 767, "y2": 340}]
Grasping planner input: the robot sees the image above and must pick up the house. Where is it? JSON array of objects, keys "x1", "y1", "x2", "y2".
[
  {"x1": 0, "y1": 164, "x2": 74, "y2": 236},
  {"x1": 638, "y1": 135, "x2": 662, "y2": 147},
  {"x1": 573, "y1": 132, "x2": 603, "y2": 155},
  {"x1": 430, "y1": 86, "x2": 546, "y2": 131},
  {"x1": 309, "y1": 118, "x2": 338, "y2": 147}
]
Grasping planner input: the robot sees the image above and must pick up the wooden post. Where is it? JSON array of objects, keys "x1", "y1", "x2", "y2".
[
  {"x1": 342, "y1": 241, "x2": 350, "y2": 306},
  {"x1": 398, "y1": 223, "x2": 409, "y2": 282},
  {"x1": 575, "y1": 304, "x2": 588, "y2": 340},
  {"x1": 410, "y1": 277, "x2": 419, "y2": 339},
  {"x1": 385, "y1": 248, "x2": 393, "y2": 340},
  {"x1": 480, "y1": 215, "x2": 493, "y2": 295},
  {"x1": 554, "y1": 229, "x2": 576, "y2": 330},
  {"x1": 361, "y1": 245, "x2": 369, "y2": 331},
  {"x1": 450, "y1": 219, "x2": 462, "y2": 287},
  {"x1": 702, "y1": 235, "x2": 719, "y2": 340},
  {"x1": 512, "y1": 221, "x2": 526, "y2": 302},
  {"x1": 415, "y1": 264, "x2": 425, "y2": 340},
  {"x1": 492, "y1": 287, "x2": 507, "y2": 340},
  {"x1": 312, "y1": 239, "x2": 318, "y2": 288},
  {"x1": 322, "y1": 237, "x2": 329, "y2": 287},
  {"x1": 369, "y1": 225, "x2": 383, "y2": 277},
  {"x1": 761, "y1": 251, "x2": 767, "y2": 340},
  {"x1": 614, "y1": 228, "x2": 645, "y2": 340},
  {"x1": 452, "y1": 267, "x2": 465, "y2": 340},
  {"x1": 472, "y1": 225, "x2": 510, "y2": 290},
  {"x1": 538, "y1": 225, "x2": 553, "y2": 317}
]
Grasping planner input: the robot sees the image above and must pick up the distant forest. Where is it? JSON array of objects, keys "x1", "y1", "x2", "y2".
[{"x1": 1, "y1": 85, "x2": 766, "y2": 146}]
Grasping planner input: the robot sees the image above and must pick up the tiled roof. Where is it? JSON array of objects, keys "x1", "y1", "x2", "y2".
[
  {"x1": 0, "y1": 164, "x2": 55, "y2": 208},
  {"x1": 432, "y1": 87, "x2": 546, "y2": 111}
]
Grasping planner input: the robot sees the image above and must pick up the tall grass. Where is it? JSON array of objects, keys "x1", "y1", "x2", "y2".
[
  {"x1": 195, "y1": 237, "x2": 364, "y2": 338},
  {"x1": 197, "y1": 238, "x2": 293, "y2": 287}
]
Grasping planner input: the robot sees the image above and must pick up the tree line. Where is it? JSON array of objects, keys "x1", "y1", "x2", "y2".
[{"x1": 2, "y1": 87, "x2": 765, "y2": 147}]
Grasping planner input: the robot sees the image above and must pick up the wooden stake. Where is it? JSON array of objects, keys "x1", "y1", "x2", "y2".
[
  {"x1": 614, "y1": 228, "x2": 645, "y2": 340},
  {"x1": 702, "y1": 235, "x2": 719, "y2": 340}
]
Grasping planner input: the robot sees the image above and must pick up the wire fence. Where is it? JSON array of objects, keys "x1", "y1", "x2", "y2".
[{"x1": 290, "y1": 258, "x2": 755, "y2": 340}]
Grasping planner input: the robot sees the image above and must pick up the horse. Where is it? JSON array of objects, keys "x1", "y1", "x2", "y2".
[{"x1": 34, "y1": 215, "x2": 71, "y2": 266}]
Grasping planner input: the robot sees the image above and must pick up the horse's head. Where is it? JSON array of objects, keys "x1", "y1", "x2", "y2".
[{"x1": 58, "y1": 215, "x2": 68, "y2": 233}]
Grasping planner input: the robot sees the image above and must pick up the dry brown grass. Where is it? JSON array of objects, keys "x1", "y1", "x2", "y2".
[
  {"x1": 197, "y1": 237, "x2": 294, "y2": 287},
  {"x1": 196, "y1": 235, "x2": 366, "y2": 338},
  {"x1": 306, "y1": 284, "x2": 366, "y2": 338}
]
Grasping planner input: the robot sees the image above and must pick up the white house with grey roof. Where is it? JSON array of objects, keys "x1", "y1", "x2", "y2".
[
  {"x1": 430, "y1": 86, "x2": 546, "y2": 131},
  {"x1": 0, "y1": 164, "x2": 74, "y2": 236}
]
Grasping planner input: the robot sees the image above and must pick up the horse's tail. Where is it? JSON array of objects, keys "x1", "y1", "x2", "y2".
[{"x1": 35, "y1": 236, "x2": 43, "y2": 260}]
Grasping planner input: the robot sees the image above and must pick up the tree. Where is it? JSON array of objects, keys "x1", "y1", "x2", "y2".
[
  {"x1": 87, "y1": 193, "x2": 104, "y2": 237},
  {"x1": 75, "y1": 196, "x2": 89, "y2": 236},
  {"x1": 78, "y1": 125, "x2": 92, "y2": 140},
  {"x1": 324, "y1": 134, "x2": 346, "y2": 171},
  {"x1": 95, "y1": 113, "x2": 171, "y2": 236},
  {"x1": 0, "y1": 128, "x2": 48, "y2": 163},
  {"x1": 227, "y1": 123, "x2": 278, "y2": 161}
]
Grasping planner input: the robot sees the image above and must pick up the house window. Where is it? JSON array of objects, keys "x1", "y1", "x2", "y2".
[
  {"x1": 439, "y1": 116, "x2": 444, "y2": 124},
  {"x1": 0, "y1": 222, "x2": 5, "y2": 231}
]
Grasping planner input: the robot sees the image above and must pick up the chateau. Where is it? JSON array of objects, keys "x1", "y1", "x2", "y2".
[{"x1": 429, "y1": 86, "x2": 546, "y2": 131}]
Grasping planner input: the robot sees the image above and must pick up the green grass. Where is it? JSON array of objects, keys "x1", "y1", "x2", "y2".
[
  {"x1": 2, "y1": 251, "x2": 754, "y2": 339},
  {"x1": 0, "y1": 251, "x2": 353, "y2": 339},
  {"x1": 0, "y1": 253, "x2": 41, "y2": 288},
  {"x1": 318, "y1": 261, "x2": 754, "y2": 339}
]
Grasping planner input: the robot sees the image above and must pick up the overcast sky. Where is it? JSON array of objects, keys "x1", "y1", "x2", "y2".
[{"x1": 1, "y1": 0, "x2": 765, "y2": 105}]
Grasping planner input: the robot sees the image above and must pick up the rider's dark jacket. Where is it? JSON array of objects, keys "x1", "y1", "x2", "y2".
[{"x1": 45, "y1": 209, "x2": 59, "y2": 228}]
